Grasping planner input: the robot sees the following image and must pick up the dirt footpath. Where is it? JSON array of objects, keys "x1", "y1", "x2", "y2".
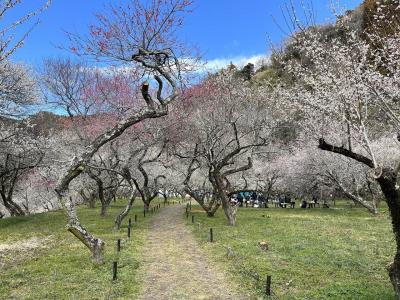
[{"x1": 137, "y1": 205, "x2": 246, "y2": 300}]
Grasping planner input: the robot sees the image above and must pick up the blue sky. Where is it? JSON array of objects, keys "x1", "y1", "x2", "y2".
[{"x1": 7, "y1": 0, "x2": 362, "y2": 69}]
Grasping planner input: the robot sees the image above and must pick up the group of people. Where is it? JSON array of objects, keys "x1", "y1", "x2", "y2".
[
  {"x1": 228, "y1": 191, "x2": 322, "y2": 209},
  {"x1": 229, "y1": 192, "x2": 267, "y2": 208},
  {"x1": 276, "y1": 193, "x2": 320, "y2": 209}
]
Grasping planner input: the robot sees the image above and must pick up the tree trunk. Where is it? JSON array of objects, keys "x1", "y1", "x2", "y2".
[
  {"x1": 204, "y1": 200, "x2": 220, "y2": 217},
  {"x1": 143, "y1": 201, "x2": 150, "y2": 212},
  {"x1": 88, "y1": 197, "x2": 96, "y2": 209},
  {"x1": 185, "y1": 189, "x2": 220, "y2": 217},
  {"x1": 200, "y1": 201, "x2": 218, "y2": 217},
  {"x1": 100, "y1": 202, "x2": 108, "y2": 217},
  {"x1": 162, "y1": 192, "x2": 168, "y2": 204},
  {"x1": 114, "y1": 196, "x2": 135, "y2": 231},
  {"x1": 80, "y1": 189, "x2": 96, "y2": 209},
  {"x1": 206, "y1": 211, "x2": 215, "y2": 217},
  {"x1": 97, "y1": 181, "x2": 108, "y2": 217},
  {"x1": 210, "y1": 171, "x2": 237, "y2": 225},
  {"x1": 54, "y1": 99, "x2": 168, "y2": 265},
  {"x1": 1, "y1": 192, "x2": 25, "y2": 216},
  {"x1": 64, "y1": 196, "x2": 105, "y2": 264},
  {"x1": 68, "y1": 222, "x2": 104, "y2": 265},
  {"x1": 377, "y1": 168, "x2": 400, "y2": 299},
  {"x1": 222, "y1": 201, "x2": 237, "y2": 226}
]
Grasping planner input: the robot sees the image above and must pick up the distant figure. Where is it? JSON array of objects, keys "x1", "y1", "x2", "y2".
[
  {"x1": 289, "y1": 196, "x2": 296, "y2": 208},
  {"x1": 312, "y1": 193, "x2": 318, "y2": 203},
  {"x1": 237, "y1": 194, "x2": 243, "y2": 207},
  {"x1": 278, "y1": 194, "x2": 286, "y2": 208},
  {"x1": 300, "y1": 200, "x2": 307, "y2": 209},
  {"x1": 273, "y1": 197, "x2": 280, "y2": 208},
  {"x1": 259, "y1": 195, "x2": 267, "y2": 208},
  {"x1": 312, "y1": 193, "x2": 320, "y2": 208}
]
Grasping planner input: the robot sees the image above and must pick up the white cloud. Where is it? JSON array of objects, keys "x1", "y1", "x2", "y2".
[
  {"x1": 91, "y1": 54, "x2": 270, "y2": 77},
  {"x1": 201, "y1": 54, "x2": 269, "y2": 73}
]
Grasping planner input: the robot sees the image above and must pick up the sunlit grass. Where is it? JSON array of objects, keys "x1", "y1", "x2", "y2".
[
  {"x1": 188, "y1": 200, "x2": 395, "y2": 299},
  {"x1": 0, "y1": 199, "x2": 164, "y2": 299}
]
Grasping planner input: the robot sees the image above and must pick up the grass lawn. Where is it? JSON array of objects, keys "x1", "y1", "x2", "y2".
[
  {"x1": 0, "y1": 199, "x2": 165, "y2": 300},
  {"x1": 187, "y1": 201, "x2": 396, "y2": 299}
]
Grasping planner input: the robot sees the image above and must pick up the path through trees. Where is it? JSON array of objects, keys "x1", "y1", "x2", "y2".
[{"x1": 137, "y1": 205, "x2": 246, "y2": 300}]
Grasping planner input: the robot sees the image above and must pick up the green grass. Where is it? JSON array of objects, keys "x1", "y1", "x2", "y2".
[
  {"x1": 0, "y1": 199, "x2": 163, "y2": 300},
  {"x1": 187, "y1": 201, "x2": 396, "y2": 299}
]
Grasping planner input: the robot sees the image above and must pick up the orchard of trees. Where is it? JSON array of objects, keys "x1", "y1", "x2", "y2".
[{"x1": 1, "y1": 0, "x2": 400, "y2": 298}]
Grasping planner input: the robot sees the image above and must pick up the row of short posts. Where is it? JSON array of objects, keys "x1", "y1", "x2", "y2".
[
  {"x1": 186, "y1": 202, "x2": 214, "y2": 242},
  {"x1": 187, "y1": 214, "x2": 213, "y2": 243},
  {"x1": 113, "y1": 216, "x2": 134, "y2": 281},
  {"x1": 185, "y1": 201, "x2": 271, "y2": 296},
  {"x1": 113, "y1": 202, "x2": 163, "y2": 281},
  {"x1": 143, "y1": 203, "x2": 162, "y2": 218}
]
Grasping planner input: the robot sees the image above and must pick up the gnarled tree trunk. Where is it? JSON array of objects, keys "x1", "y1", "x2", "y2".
[
  {"x1": 1, "y1": 192, "x2": 25, "y2": 216},
  {"x1": 205, "y1": 199, "x2": 220, "y2": 217},
  {"x1": 55, "y1": 106, "x2": 168, "y2": 264},
  {"x1": 143, "y1": 200, "x2": 150, "y2": 213},
  {"x1": 114, "y1": 195, "x2": 135, "y2": 231},
  {"x1": 210, "y1": 170, "x2": 237, "y2": 226},
  {"x1": 185, "y1": 189, "x2": 220, "y2": 217},
  {"x1": 222, "y1": 201, "x2": 237, "y2": 226},
  {"x1": 376, "y1": 168, "x2": 400, "y2": 298},
  {"x1": 80, "y1": 189, "x2": 96, "y2": 209},
  {"x1": 64, "y1": 195, "x2": 105, "y2": 265},
  {"x1": 318, "y1": 139, "x2": 400, "y2": 298}
]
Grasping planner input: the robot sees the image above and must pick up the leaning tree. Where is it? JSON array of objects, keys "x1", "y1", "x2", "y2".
[
  {"x1": 279, "y1": 5, "x2": 400, "y2": 297},
  {"x1": 52, "y1": 0, "x2": 195, "y2": 264}
]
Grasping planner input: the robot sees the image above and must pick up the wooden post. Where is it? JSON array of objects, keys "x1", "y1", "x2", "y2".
[
  {"x1": 113, "y1": 261, "x2": 118, "y2": 281},
  {"x1": 135, "y1": 214, "x2": 137, "y2": 222},
  {"x1": 128, "y1": 218, "x2": 132, "y2": 228},
  {"x1": 117, "y1": 239, "x2": 121, "y2": 252},
  {"x1": 209, "y1": 228, "x2": 213, "y2": 242},
  {"x1": 265, "y1": 275, "x2": 272, "y2": 296},
  {"x1": 128, "y1": 226, "x2": 131, "y2": 238}
]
